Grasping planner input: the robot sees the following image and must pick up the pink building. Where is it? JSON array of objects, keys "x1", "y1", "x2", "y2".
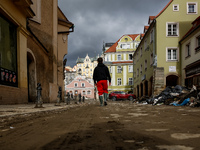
[{"x1": 65, "y1": 76, "x2": 95, "y2": 99}]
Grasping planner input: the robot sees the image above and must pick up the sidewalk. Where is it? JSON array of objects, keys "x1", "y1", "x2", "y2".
[{"x1": 0, "y1": 99, "x2": 97, "y2": 117}]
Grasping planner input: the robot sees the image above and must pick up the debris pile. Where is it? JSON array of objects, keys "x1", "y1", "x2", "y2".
[{"x1": 145, "y1": 85, "x2": 200, "y2": 107}]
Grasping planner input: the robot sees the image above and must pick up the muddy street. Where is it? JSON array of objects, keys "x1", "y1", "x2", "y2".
[{"x1": 1, "y1": 100, "x2": 200, "y2": 150}]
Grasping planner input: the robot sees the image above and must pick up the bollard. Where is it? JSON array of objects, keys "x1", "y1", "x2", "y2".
[
  {"x1": 35, "y1": 83, "x2": 43, "y2": 108},
  {"x1": 55, "y1": 86, "x2": 62, "y2": 106},
  {"x1": 65, "y1": 92, "x2": 70, "y2": 105},
  {"x1": 83, "y1": 96, "x2": 85, "y2": 103},
  {"x1": 78, "y1": 93, "x2": 82, "y2": 103}
]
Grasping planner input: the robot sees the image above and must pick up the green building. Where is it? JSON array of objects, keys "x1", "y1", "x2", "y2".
[{"x1": 133, "y1": 0, "x2": 200, "y2": 98}]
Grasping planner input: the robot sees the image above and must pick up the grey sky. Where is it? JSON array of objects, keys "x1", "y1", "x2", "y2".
[{"x1": 58, "y1": 0, "x2": 170, "y2": 67}]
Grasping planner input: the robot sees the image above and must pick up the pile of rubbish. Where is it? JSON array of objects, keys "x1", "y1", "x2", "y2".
[{"x1": 145, "y1": 85, "x2": 200, "y2": 107}]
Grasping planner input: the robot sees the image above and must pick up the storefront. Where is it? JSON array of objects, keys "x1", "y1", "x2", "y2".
[{"x1": 185, "y1": 60, "x2": 200, "y2": 89}]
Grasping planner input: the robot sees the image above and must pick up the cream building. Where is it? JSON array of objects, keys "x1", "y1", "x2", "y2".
[{"x1": 76, "y1": 54, "x2": 98, "y2": 79}]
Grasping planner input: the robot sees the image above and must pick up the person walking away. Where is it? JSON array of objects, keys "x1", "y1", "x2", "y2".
[{"x1": 93, "y1": 57, "x2": 111, "y2": 106}]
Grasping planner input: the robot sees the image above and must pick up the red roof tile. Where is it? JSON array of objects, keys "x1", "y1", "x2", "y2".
[{"x1": 155, "y1": 0, "x2": 173, "y2": 18}]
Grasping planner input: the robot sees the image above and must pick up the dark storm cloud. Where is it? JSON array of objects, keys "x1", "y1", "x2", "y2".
[{"x1": 58, "y1": 0, "x2": 170, "y2": 67}]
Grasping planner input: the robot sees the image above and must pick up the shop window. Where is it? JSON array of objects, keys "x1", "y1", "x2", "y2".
[{"x1": 0, "y1": 16, "x2": 18, "y2": 87}]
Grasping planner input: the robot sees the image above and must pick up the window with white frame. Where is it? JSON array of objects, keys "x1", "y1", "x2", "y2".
[
  {"x1": 81, "y1": 83, "x2": 85, "y2": 87},
  {"x1": 150, "y1": 29, "x2": 154, "y2": 42},
  {"x1": 185, "y1": 43, "x2": 191, "y2": 58},
  {"x1": 117, "y1": 78, "x2": 122, "y2": 85},
  {"x1": 120, "y1": 43, "x2": 130, "y2": 49},
  {"x1": 173, "y1": 4, "x2": 179, "y2": 11},
  {"x1": 128, "y1": 65, "x2": 133, "y2": 72},
  {"x1": 129, "y1": 54, "x2": 133, "y2": 60},
  {"x1": 150, "y1": 53, "x2": 153, "y2": 65},
  {"x1": 167, "y1": 48, "x2": 178, "y2": 61},
  {"x1": 144, "y1": 39, "x2": 147, "y2": 49},
  {"x1": 167, "y1": 23, "x2": 179, "y2": 36},
  {"x1": 74, "y1": 83, "x2": 78, "y2": 87},
  {"x1": 83, "y1": 91, "x2": 86, "y2": 95},
  {"x1": 129, "y1": 78, "x2": 133, "y2": 85},
  {"x1": 117, "y1": 66, "x2": 122, "y2": 73},
  {"x1": 117, "y1": 54, "x2": 122, "y2": 60},
  {"x1": 196, "y1": 35, "x2": 200, "y2": 52},
  {"x1": 87, "y1": 90, "x2": 91, "y2": 95},
  {"x1": 145, "y1": 60, "x2": 147, "y2": 71},
  {"x1": 110, "y1": 66, "x2": 112, "y2": 73},
  {"x1": 187, "y1": 2, "x2": 197, "y2": 14}
]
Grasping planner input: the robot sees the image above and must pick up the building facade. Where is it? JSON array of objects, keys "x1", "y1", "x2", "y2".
[
  {"x1": 0, "y1": 0, "x2": 74, "y2": 104},
  {"x1": 64, "y1": 66, "x2": 76, "y2": 90},
  {"x1": 76, "y1": 54, "x2": 98, "y2": 79},
  {"x1": 133, "y1": 0, "x2": 200, "y2": 99},
  {"x1": 180, "y1": 16, "x2": 200, "y2": 89},
  {"x1": 0, "y1": 0, "x2": 34, "y2": 104},
  {"x1": 65, "y1": 75, "x2": 95, "y2": 99},
  {"x1": 104, "y1": 34, "x2": 141, "y2": 93}
]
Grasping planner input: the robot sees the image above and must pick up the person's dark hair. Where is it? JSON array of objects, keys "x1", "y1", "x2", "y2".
[{"x1": 97, "y1": 57, "x2": 103, "y2": 63}]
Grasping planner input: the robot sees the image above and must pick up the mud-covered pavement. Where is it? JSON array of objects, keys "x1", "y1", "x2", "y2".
[{"x1": 0, "y1": 100, "x2": 200, "y2": 150}]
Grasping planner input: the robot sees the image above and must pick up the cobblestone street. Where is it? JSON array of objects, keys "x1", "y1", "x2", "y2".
[{"x1": 0, "y1": 100, "x2": 200, "y2": 150}]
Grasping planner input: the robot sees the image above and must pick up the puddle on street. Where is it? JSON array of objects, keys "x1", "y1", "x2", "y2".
[
  {"x1": 171, "y1": 133, "x2": 200, "y2": 140},
  {"x1": 145, "y1": 129, "x2": 169, "y2": 132},
  {"x1": 127, "y1": 113, "x2": 148, "y2": 117},
  {"x1": 156, "y1": 145, "x2": 194, "y2": 150}
]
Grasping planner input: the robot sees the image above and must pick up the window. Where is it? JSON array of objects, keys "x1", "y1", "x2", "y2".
[
  {"x1": 150, "y1": 53, "x2": 153, "y2": 65},
  {"x1": 129, "y1": 78, "x2": 133, "y2": 85},
  {"x1": 145, "y1": 60, "x2": 147, "y2": 71},
  {"x1": 0, "y1": 15, "x2": 18, "y2": 87},
  {"x1": 74, "y1": 83, "x2": 78, "y2": 87},
  {"x1": 120, "y1": 44, "x2": 130, "y2": 49},
  {"x1": 144, "y1": 39, "x2": 147, "y2": 49},
  {"x1": 117, "y1": 78, "x2": 122, "y2": 85},
  {"x1": 129, "y1": 54, "x2": 133, "y2": 60},
  {"x1": 167, "y1": 48, "x2": 178, "y2": 61},
  {"x1": 195, "y1": 35, "x2": 200, "y2": 52},
  {"x1": 81, "y1": 83, "x2": 85, "y2": 87},
  {"x1": 137, "y1": 68, "x2": 139, "y2": 77},
  {"x1": 117, "y1": 54, "x2": 121, "y2": 60},
  {"x1": 128, "y1": 65, "x2": 133, "y2": 73},
  {"x1": 117, "y1": 66, "x2": 122, "y2": 73},
  {"x1": 87, "y1": 90, "x2": 91, "y2": 95},
  {"x1": 140, "y1": 64, "x2": 143, "y2": 74},
  {"x1": 150, "y1": 29, "x2": 154, "y2": 42},
  {"x1": 187, "y1": 2, "x2": 197, "y2": 14},
  {"x1": 185, "y1": 43, "x2": 191, "y2": 58},
  {"x1": 140, "y1": 47, "x2": 142, "y2": 57},
  {"x1": 173, "y1": 4, "x2": 179, "y2": 11},
  {"x1": 110, "y1": 66, "x2": 112, "y2": 73},
  {"x1": 83, "y1": 91, "x2": 86, "y2": 95},
  {"x1": 167, "y1": 23, "x2": 179, "y2": 36}
]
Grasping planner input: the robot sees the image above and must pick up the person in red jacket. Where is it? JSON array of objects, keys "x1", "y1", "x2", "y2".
[{"x1": 93, "y1": 57, "x2": 111, "y2": 106}]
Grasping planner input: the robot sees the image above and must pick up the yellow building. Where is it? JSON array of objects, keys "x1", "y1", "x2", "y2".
[
  {"x1": 0, "y1": 0, "x2": 74, "y2": 104},
  {"x1": 133, "y1": 0, "x2": 200, "y2": 99},
  {"x1": 104, "y1": 34, "x2": 141, "y2": 93},
  {"x1": 76, "y1": 54, "x2": 98, "y2": 79}
]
